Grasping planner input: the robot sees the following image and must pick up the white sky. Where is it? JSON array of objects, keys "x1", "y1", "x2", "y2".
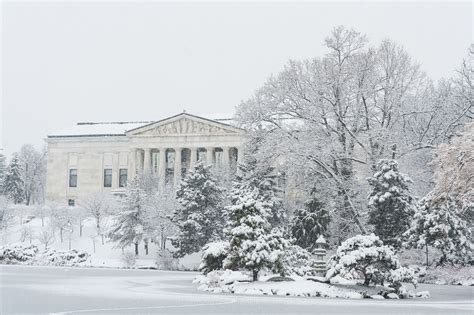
[{"x1": 1, "y1": 1, "x2": 472, "y2": 157}]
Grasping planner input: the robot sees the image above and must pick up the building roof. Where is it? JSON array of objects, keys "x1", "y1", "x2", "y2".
[{"x1": 47, "y1": 112, "x2": 236, "y2": 138}]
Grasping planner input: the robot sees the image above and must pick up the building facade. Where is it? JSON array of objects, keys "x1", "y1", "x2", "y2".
[{"x1": 45, "y1": 113, "x2": 246, "y2": 205}]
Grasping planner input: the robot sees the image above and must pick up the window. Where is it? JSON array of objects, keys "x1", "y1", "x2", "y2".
[
  {"x1": 119, "y1": 169, "x2": 128, "y2": 187},
  {"x1": 69, "y1": 169, "x2": 77, "y2": 187},
  {"x1": 104, "y1": 169, "x2": 112, "y2": 187},
  {"x1": 68, "y1": 199, "x2": 75, "y2": 207}
]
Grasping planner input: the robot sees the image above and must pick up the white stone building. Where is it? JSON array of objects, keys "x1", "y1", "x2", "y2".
[{"x1": 45, "y1": 113, "x2": 246, "y2": 206}]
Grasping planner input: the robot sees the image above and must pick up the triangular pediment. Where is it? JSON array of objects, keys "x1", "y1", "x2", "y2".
[{"x1": 126, "y1": 113, "x2": 244, "y2": 136}]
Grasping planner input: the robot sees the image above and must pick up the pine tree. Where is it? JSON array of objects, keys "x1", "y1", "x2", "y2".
[
  {"x1": 224, "y1": 184, "x2": 287, "y2": 281},
  {"x1": 404, "y1": 194, "x2": 472, "y2": 266},
  {"x1": 291, "y1": 192, "x2": 330, "y2": 252},
  {"x1": 234, "y1": 150, "x2": 286, "y2": 228},
  {"x1": 171, "y1": 163, "x2": 225, "y2": 257},
  {"x1": 2, "y1": 154, "x2": 24, "y2": 204},
  {"x1": 367, "y1": 159, "x2": 415, "y2": 248},
  {"x1": 108, "y1": 177, "x2": 146, "y2": 255}
]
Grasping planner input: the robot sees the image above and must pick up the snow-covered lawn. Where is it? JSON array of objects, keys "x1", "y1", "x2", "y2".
[
  {"x1": 193, "y1": 270, "x2": 430, "y2": 300},
  {"x1": 0, "y1": 215, "x2": 200, "y2": 270}
]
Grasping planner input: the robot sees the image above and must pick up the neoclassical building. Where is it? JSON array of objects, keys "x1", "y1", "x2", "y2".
[{"x1": 45, "y1": 113, "x2": 246, "y2": 206}]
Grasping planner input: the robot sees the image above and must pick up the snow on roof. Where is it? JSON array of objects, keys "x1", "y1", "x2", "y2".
[{"x1": 48, "y1": 113, "x2": 235, "y2": 138}]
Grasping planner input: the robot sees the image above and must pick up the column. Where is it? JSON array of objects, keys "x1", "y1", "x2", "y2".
[
  {"x1": 223, "y1": 147, "x2": 230, "y2": 168},
  {"x1": 206, "y1": 147, "x2": 213, "y2": 165},
  {"x1": 129, "y1": 148, "x2": 136, "y2": 176},
  {"x1": 159, "y1": 148, "x2": 166, "y2": 188},
  {"x1": 237, "y1": 147, "x2": 243, "y2": 164},
  {"x1": 190, "y1": 148, "x2": 197, "y2": 169},
  {"x1": 135, "y1": 149, "x2": 142, "y2": 173},
  {"x1": 174, "y1": 148, "x2": 182, "y2": 186},
  {"x1": 143, "y1": 148, "x2": 151, "y2": 173}
]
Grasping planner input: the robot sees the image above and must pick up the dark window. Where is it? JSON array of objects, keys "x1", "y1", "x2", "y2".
[
  {"x1": 119, "y1": 169, "x2": 128, "y2": 187},
  {"x1": 68, "y1": 199, "x2": 75, "y2": 207},
  {"x1": 69, "y1": 169, "x2": 77, "y2": 187},
  {"x1": 104, "y1": 169, "x2": 112, "y2": 187}
]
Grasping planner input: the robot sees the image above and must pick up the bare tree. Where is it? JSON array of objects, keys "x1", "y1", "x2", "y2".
[
  {"x1": 50, "y1": 203, "x2": 71, "y2": 243},
  {"x1": 18, "y1": 144, "x2": 46, "y2": 205},
  {"x1": 37, "y1": 226, "x2": 55, "y2": 249},
  {"x1": 80, "y1": 192, "x2": 114, "y2": 245},
  {"x1": 0, "y1": 196, "x2": 12, "y2": 231}
]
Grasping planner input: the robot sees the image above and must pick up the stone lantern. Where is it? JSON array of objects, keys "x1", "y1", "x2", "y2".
[{"x1": 313, "y1": 235, "x2": 327, "y2": 275}]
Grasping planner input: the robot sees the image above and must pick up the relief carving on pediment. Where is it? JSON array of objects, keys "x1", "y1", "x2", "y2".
[{"x1": 142, "y1": 118, "x2": 233, "y2": 135}]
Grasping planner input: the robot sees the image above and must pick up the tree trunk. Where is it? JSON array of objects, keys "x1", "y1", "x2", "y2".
[
  {"x1": 101, "y1": 234, "x2": 104, "y2": 245},
  {"x1": 252, "y1": 269, "x2": 258, "y2": 281},
  {"x1": 80, "y1": 224, "x2": 83, "y2": 237},
  {"x1": 134, "y1": 242, "x2": 139, "y2": 256},
  {"x1": 41, "y1": 218, "x2": 44, "y2": 227},
  {"x1": 144, "y1": 240, "x2": 149, "y2": 255},
  {"x1": 425, "y1": 243, "x2": 429, "y2": 268},
  {"x1": 60, "y1": 228, "x2": 63, "y2": 243}
]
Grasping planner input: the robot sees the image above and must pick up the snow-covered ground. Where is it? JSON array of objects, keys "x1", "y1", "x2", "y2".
[
  {"x1": 0, "y1": 215, "x2": 200, "y2": 270},
  {"x1": 1, "y1": 265, "x2": 472, "y2": 315}
]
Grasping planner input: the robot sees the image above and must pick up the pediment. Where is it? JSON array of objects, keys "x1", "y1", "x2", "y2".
[{"x1": 126, "y1": 113, "x2": 243, "y2": 136}]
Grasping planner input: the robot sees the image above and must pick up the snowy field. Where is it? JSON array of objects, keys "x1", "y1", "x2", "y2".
[{"x1": 0, "y1": 264, "x2": 472, "y2": 315}]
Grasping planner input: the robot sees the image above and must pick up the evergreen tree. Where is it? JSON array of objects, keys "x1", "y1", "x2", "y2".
[
  {"x1": 367, "y1": 159, "x2": 415, "y2": 248},
  {"x1": 404, "y1": 194, "x2": 472, "y2": 266},
  {"x1": 108, "y1": 177, "x2": 146, "y2": 255},
  {"x1": 234, "y1": 148, "x2": 286, "y2": 228},
  {"x1": 171, "y1": 163, "x2": 225, "y2": 257},
  {"x1": 2, "y1": 154, "x2": 24, "y2": 204},
  {"x1": 224, "y1": 184, "x2": 287, "y2": 281},
  {"x1": 0, "y1": 152, "x2": 6, "y2": 191},
  {"x1": 290, "y1": 192, "x2": 330, "y2": 252}
]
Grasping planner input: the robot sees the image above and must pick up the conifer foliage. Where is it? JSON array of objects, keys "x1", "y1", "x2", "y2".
[
  {"x1": 2, "y1": 154, "x2": 24, "y2": 204},
  {"x1": 367, "y1": 159, "x2": 415, "y2": 248},
  {"x1": 0, "y1": 153, "x2": 6, "y2": 189},
  {"x1": 404, "y1": 194, "x2": 472, "y2": 266},
  {"x1": 171, "y1": 163, "x2": 225, "y2": 257},
  {"x1": 224, "y1": 183, "x2": 287, "y2": 281},
  {"x1": 291, "y1": 192, "x2": 330, "y2": 252},
  {"x1": 108, "y1": 176, "x2": 147, "y2": 255}
]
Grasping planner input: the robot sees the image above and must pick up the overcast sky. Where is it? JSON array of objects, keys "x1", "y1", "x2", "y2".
[{"x1": 1, "y1": 1, "x2": 472, "y2": 157}]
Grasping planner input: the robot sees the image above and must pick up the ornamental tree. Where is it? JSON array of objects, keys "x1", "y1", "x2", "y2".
[
  {"x1": 367, "y1": 159, "x2": 415, "y2": 248},
  {"x1": 326, "y1": 234, "x2": 416, "y2": 290},
  {"x1": 2, "y1": 154, "x2": 24, "y2": 204}
]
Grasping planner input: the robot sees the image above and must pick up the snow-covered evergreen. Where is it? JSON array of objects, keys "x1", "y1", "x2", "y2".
[
  {"x1": 2, "y1": 154, "x2": 25, "y2": 204},
  {"x1": 0, "y1": 153, "x2": 6, "y2": 190},
  {"x1": 224, "y1": 184, "x2": 287, "y2": 281},
  {"x1": 171, "y1": 163, "x2": 225, "y2": 257},
  {"x1": 367, "y1": 159, "x2": 415, "y2": 248},
  {"x1": 404, "y1": 194, "x2": 472, "y2": 266},
  {"x1": 108, "y1": 177, "x2": 147, "y2": 255},
  {"x1": 290, "y1": 192, "x2": 329, "y2": 252},
  {"x1": 326, "y1": 234, "x2": 417, "y2": 291}
]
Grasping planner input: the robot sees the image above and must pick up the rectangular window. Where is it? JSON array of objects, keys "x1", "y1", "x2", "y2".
[
  {"x1": 119, "y1": 169, "x2": 128, "y2": 187},
  {"x1": 69, "y1": 169, "x2": 77, "y2": 187},
  {"x1": 104, "y1": 169, "x2": 112, "y2": 187},
  {"x1": 68, "y1": 199, "x2": 75, "y2": 207}
]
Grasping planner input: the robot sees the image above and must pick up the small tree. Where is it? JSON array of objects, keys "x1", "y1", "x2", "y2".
[
  {"x1": 291, "y1": 193, "x2": 330, "y2": 252},
  {"x1": 326, "y1": 234, "x2": 416, "y2": 291},
  {"x1": 404, "y1": 194, "x2": 472, "y2": 266},
  {"x1": 171, "y1": 163, "x2": 225, "y2": 257},
  {"x1": 81, "y1": 192, "x2": 113, "y2": 244},
  {"x1": 0, "y1": 196, "x2": 12, "y2": 230},
  {"x1": 50, "y1": 204, "x2": 71, "y2": 243},
  {"x1": 367, "y1": 159, "x2": 415, "y2": 248},
  {"x1": 2, "y1": 154, "x2": 24, "y2": 204},
  {"x1": 224, "y1": 186, "x2": 287, "y2": 281},
  {"x1": 19, "y1": 224, "x2": 34, "y2": 244},
  {"x1": 108, "y1": 177, "x2": 146, "y2": 255},
  {"x1": 199, "y1": 241, "x2": 229, "y2": 274},
  {"x1": 37, "y1": 226, "x2": 55, "y2": 249}
]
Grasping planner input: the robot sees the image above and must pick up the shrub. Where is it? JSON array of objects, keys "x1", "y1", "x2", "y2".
[
  {"x1": 121, "y1": 251, "x2": 136, "y2": 268},
  {"x1": 156, "y1": 249, "x2": 179, "y2": 270},
  {"x1": 326, "y1": 234, "x2": 416, "y2": 292},
  {"x1": 277, "y1": 243, "x2": 314, "y2": 276},
  {"x1": 43, "y1": 249, "x2": 89, "y2": 266},
  {"x1": 199, "y1": 241, "x2": 229, "y2": 274},
  {"x1": 0, "y1": 243, "x2": 39, "y2": 264}
]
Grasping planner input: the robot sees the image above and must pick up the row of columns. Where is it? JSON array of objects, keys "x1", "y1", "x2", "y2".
[{"x1": 131, "y1": 147, "x2": 241, "y2": 187}]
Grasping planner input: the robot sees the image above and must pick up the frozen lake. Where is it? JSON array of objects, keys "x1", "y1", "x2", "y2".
[{"x1": 0, "y1": 265, "x2": 472, "y2": 314}]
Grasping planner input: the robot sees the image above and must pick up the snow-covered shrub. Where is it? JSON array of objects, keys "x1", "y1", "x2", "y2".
[
  {"x1": 326, "y1": 234, "x2": 416, "y2": 292},
  {"x1": 278, "y1": 243, "x2": 314, "y2": 276},
  {"x1": 200, "y1": 241, "x2": 229, "y2": 274},
  {"x1": 156, "y1": 249, "x2": 179, "y2": 270},
  {"x1": 121, "y1": 251, "x2": 136, "y2": 268},
  {"x1": 387, "y1": 267, "x2": 417, "y2": 293},
  {"x1": 0, "y1": 243, "x2": 39, "y2": 264},
  {"x1": 42, "y1": 249, "x2": 89, "y2": 266}
]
